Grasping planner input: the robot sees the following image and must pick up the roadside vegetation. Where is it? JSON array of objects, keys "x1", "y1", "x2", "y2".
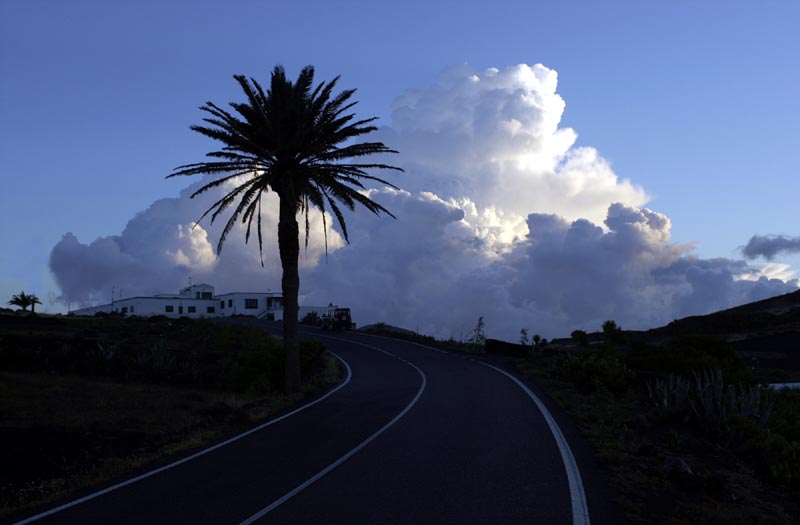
[
  {"x1": 0, "y1": 313, "x2": 341, "y2": 519},
  {"x1": 301, "y1": 310, "x2": 321, "y2": 325},
  {"x1": 515, "y1": 325, "x2": 800, "y2": 524}
]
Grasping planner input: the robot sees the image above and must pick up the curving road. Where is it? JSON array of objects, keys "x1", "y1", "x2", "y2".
[{"x1": 9, "y1": 322, "x2": 598, "y2": 525}]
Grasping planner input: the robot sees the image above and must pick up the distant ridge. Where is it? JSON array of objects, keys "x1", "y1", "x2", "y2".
[
  {"x1": 647, "y1": 288, "x2": 800, "y2": 340},
  {"x1": 639, "y1": 288, "x2": 800, "y2": 379}
]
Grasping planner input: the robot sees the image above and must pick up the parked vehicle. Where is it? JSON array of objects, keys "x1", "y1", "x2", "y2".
[{"x1": 321, "y1": 306, "x2": 354, "y2": 330}]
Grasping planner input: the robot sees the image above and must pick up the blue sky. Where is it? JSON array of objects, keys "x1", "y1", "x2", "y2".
[{"x1": 1, "y1": 0, "x2": 798, "y2": 319}]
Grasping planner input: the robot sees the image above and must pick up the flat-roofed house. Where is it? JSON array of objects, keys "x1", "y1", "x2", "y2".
[{"x1": 72, "y1": 283, "x2": 288, "y2": 320}]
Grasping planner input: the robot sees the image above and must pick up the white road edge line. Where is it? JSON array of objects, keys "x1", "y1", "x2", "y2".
[
  {"x1": 13, "y1": 352, "x2": 353, "y2": 525},
  {"x1": 476, "y1": 362, "x2": 590, "y2": 525},
  {"x1": 354, "y1": 333, "x2": 590, "y2": 525},
  {"x1": 238, "y1": 338, "x2": 427, "y2": 525}
]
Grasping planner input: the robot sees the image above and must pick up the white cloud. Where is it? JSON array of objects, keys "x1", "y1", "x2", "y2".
[
  {"x1": 49, "y1": 63, "x2": 798, "y2": 339},
  {"x1": 379, "y1": 64, "x2": 648, "y2": 227}
]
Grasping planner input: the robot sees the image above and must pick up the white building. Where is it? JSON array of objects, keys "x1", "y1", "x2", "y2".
[{"x1": 72, "y1": 283, "x2": 324, "y2": 321}]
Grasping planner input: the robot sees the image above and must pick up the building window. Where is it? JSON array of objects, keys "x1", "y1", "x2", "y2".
[
  {"x1": 220, "y1": 301, "x2": 225, "y2": 309},
  {"x1": 245, "y1": 298, "x2": 258, "y2": 309},
  {"x1": 267, "y1": 298, "x2": 272, "y2": 308},
  {"x1": 121, "y1": 307, "x2": 128, "y2": 314},
  {"x1": 165, "y1": 305, "x2": 174, "y2": 313},
  {"x1": 228, "y1": 299, "x2": 232, "y2": 307},
  {"x1": 179, "y1": 306, "x2": 184, "y2": 314},
  {"x1": 188, "y1": 306, "x2": 196, "y2": 313},
  {"x1": 207, "y1": 306, "x2": 215, "y2": 314},
  {"x1": 195, "y1": 292, "x2": 202, "y2": 299},
  {"x1": 202, "y1": 292, "x2": 213, "y2": 299},
  {"x1": 130, "y1": 306, "x2": 134, "y2": 313}
]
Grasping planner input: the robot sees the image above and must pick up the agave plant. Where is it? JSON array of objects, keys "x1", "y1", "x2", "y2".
[
  {"x1": 647, "y1": 374, "x2": 692, "y2": 411},
  {"x1": 663, "y1": 367, "x2": 777, "y2": 427},
  {"x1": 649, "y1": 367, "x2": 776, "y2": 433},
  {"x1": 94, "y1": 343, "x2": 116, "y2": 362},
  {"x1": 732, "y1": 383, "x2": 774, "y2": 425},
  {"x1": 689, "y1": 368, "x2": 728, "y2": 423},
  {"x1": 149, "y1": 338, "x2": 176, "y2": 371}
]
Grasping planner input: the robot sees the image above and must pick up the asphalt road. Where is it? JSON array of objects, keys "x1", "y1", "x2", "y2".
[{"x1": 11, "y1": 323, "x2": 595, "y2": 524}]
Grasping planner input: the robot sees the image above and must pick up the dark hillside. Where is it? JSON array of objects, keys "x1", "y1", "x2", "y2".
[
  {"x1": 648, "y1": 289, "x2": 800, "y2": 339},
  {"x1": 636, "y1": 289, "x2": 800, "y2": 382}
]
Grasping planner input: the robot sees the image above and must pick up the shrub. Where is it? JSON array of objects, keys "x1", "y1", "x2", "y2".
[
  {"x1": 602, "y1": 320, "x2": 621, "y2": 334},
  {"x1": 600, "y1": 320, "x2": 625, "y2": 350},
  {"x1": 299, "y1": 339, "x2": 325, "y2": 369},
  {"x1": 769, "y1": 388, "x2": 800, "y2": 442},
  {"x1": 628, "y1": 337, "x2": 753, "y2": 385},
  {"x1": 725, "y1": 415, "x2": 800, "y2": 493},
  {"x1": 225, "y1": 346, "x2": 283, "y2": 393},
  {"x1": 301, "y1": 311, "x2": 321, "y2": 325},
  {"x1": 224, "y1": 337, "x2": 325, "y2": 393},
  {"x1": 570, "y1": 330, "x2": 589, "y2": 347},
  {"x1": 0, "y1": 317, "x2": 328, "y2": 394},
  {"x1": 561, "y1": 351, "x2": 634, "y2": 395}
]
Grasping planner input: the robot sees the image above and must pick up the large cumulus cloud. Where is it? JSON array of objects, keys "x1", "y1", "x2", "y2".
[
  {"x1": 376, "y1": 64, "x2": 648, "y2": 242},
  {"x1": 50, "y1": 64, "x2": 798, "y2": 339},
  {"x1": 304, "y1": 197, "x2": 796, "y2": 339}
]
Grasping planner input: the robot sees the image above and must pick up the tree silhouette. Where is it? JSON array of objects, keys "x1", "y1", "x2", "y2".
[
  {"x1": 469, "y1": 316, "x2": 486, "y2": 345},
  {"x1": 8, "y1": 291, "x2": 32, "y2": 311},
  {"x1": 29, "y1": 294, "x2": 42, "y2": 314},
  {"x1": 169, "y1": 66, "x2": 402, "y2": 391}
]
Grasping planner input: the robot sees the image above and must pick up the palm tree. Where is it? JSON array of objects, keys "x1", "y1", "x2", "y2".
[
  {"x1": 168, "y1": 66, "x2": 402, "y2": 391},
  {"x1": 29, "y1": 294, "x2": 42, "y2": 314},
  {"x1": 8, "y1": 291, "x2": 32, "y2": 311}
]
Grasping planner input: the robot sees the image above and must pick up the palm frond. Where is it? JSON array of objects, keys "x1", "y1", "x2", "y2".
[{"x1": 168, "y1": 64, "x2": 401, "y2": 261}]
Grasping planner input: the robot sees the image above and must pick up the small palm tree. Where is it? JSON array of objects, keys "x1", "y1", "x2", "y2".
[
  {"x1": 169, "y1": 65, "x2": 402, "y2": 391},
  {"x1": 29, "y1": 294, "x2": 42, "y2": 314},
  {"x1": 8, "y1": 291, "x2": 32, "y2": 311}
]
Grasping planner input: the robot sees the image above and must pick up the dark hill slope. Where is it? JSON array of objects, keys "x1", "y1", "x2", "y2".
[
  {"x1": 653, "y1": 288, "x2": 800, "y2": 339},
  {"x1": 641, "y1": 289, "x2": 800, "y2": 380}
]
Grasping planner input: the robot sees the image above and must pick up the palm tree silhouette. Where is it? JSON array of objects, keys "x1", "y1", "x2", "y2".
[
  {"x1": 169, "y1": 66, "x2": 401, "y2": 391},
  {"x1": 8, "y1": 291, "x2": 32, "y2": 311},
  {"x1": 29, "y1": 294, "x2": 42, "y2": 314}
]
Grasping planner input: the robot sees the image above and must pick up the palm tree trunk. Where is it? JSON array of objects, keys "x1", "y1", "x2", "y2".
[{"x1": 278, "y1": 195, "x2": 301, "y2": 392}]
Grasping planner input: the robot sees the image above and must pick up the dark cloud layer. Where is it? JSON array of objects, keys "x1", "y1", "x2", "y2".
[{"x1": 743, "y1": 235, "x2": 800, "y2": 260}]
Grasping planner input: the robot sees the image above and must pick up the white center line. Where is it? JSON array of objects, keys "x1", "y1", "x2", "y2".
[{"x1": 238, "y1": 337, "x2": 427, "y2": 525}]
